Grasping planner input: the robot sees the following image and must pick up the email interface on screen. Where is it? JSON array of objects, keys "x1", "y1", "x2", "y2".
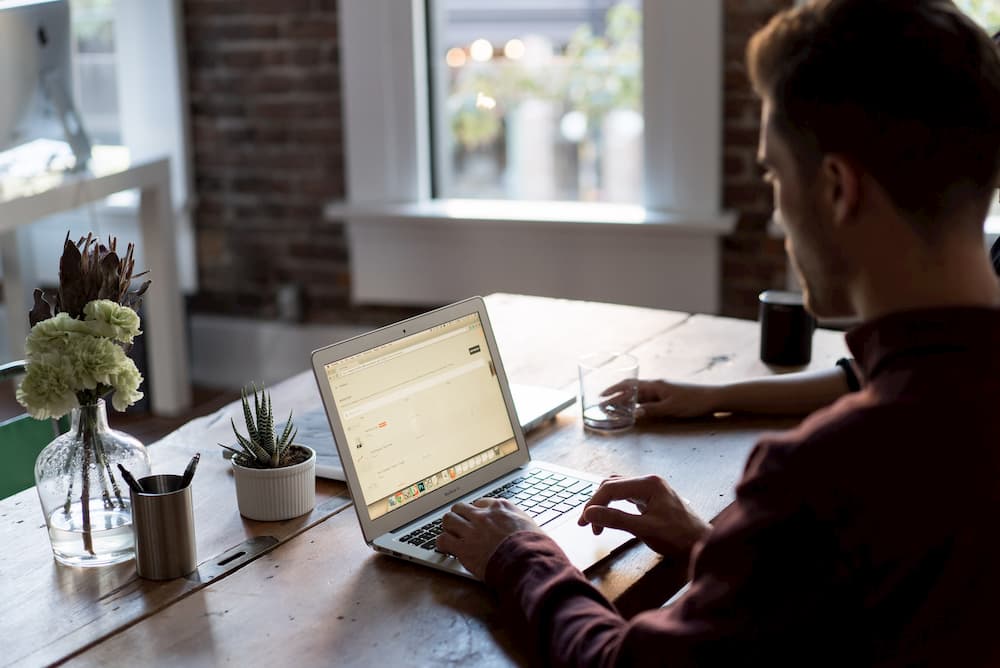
[{"x1": 322, "y1": 313, "x2": 518, "y2": 520}]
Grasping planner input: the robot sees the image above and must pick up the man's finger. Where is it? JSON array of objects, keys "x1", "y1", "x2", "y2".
[
  {"x1": 441, "y1": 510, "x2": 472, "y2": 536},
  {"x1": 580, "y1": 505, "x2": 642, "y2": 535},
  {"x1": 635, "y1": 400, "x2": 675, "y2": 419},
  {"x1": 603, "y1": 380, "x2": 635, "y2": 396},
  {"x1": 581, "y1": 476, "x2": 658, "y2": 523},
  {"x1": 450, "y1": 501, "x2": 483, "y2": 520},
  {"x1": 435, "y1": 530, "x2": 457, "y2": 555}
]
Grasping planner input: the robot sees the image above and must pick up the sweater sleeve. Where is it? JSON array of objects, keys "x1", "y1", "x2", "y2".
[
  {"x1": 483, "y1": 439, "x2": 836, "y2": 667},
  {"x1": 484, "y1": 530, "x2": 631, "y2": 667}
]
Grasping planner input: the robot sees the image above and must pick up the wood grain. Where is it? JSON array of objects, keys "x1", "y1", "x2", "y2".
[
  {"x1": 62, "y1": 296, "x2": 850, "y2": 666},
  {"x1": 1, "y1": 372, "x2": 351, "y2": 668}
]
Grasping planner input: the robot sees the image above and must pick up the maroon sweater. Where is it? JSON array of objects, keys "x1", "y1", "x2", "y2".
[{"x1": 486, "y1": 307, "x2": 1000, "y2": 667}]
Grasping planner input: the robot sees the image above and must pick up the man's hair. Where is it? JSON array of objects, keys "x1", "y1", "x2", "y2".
[{"x1": 747, "y1": 0, "x2": 1000, "y2": 230}]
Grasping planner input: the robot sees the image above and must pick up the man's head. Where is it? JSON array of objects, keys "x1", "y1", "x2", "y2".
[{"x1": 747, "y1": 0, "x2": 1000, "y2": 318}]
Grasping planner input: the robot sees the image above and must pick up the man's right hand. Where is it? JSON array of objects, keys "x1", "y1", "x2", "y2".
[
  {"x1": 606, "y1": 379, "x2": 720, "y2": 419},
  {"x1": 578, "y1": 475, "x2": 709, "y2": 557}
]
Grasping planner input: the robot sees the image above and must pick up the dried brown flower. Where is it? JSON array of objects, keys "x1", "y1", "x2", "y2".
[{"x1": 29, "y1": 232, "x2": 151, "y2": 327}]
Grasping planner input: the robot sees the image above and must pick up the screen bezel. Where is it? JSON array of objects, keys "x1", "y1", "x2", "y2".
[{"x1": 310, "y1": 296, "x2": 530, "y2": 544}]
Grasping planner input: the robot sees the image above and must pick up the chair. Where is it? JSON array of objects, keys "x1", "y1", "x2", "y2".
[{"x1": 0, "y1": 361, "x2": 69, "y2": 499}]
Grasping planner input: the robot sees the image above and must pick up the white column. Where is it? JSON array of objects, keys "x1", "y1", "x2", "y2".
[
  {"x1": 138, "y1": 160, "x2": 191, "y2": 415},
  {"x1": 643, "y1": 1, "x2": 723, "y2": 215},
  {"x1": 339, "y1": 0, "x2": 431, "y2": 203}
]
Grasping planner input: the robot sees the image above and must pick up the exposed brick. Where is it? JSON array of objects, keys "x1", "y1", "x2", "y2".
[
  {"x1": 181, "y1": 0, "x2": 792, "y2": 322},
  {"x1": 283, "y1": 16, "x2": 339, "y2": 40},
  {"x1": 720, "y1": 0, "x2": 794, "y2": 316},
  {"x1": 183, "y1": 0, "x2": 346, "y2": 319}
]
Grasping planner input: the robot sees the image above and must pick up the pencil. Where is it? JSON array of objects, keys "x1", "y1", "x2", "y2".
[
  {"x1": 181, "y1": 453, "x2": 201, "y2": 488},
  {"x1": 117, "y1": 463, "x2": 144, "y2": 494}
]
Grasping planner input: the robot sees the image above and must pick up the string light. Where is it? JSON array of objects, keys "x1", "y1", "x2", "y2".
[{"x1": 469, "y1": 38, "x2": 493, "y2": 62}]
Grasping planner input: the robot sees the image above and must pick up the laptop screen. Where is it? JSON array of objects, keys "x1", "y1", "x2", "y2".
[{"x1": 320, "y1": 312, "x2": 519, "y2": 521}]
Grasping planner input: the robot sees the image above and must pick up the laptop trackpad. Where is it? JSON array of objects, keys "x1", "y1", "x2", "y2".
[{"x1": 545, "y1": 518, "x2": 634, "y2": 572}]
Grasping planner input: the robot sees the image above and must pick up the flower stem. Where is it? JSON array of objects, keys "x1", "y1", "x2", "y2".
[
  {"x1": 79, "y1": 414, "x2": 95, "y2": 556},
  {"x1": 62, "y1": 436, "x2": 80, "y2": 516}
]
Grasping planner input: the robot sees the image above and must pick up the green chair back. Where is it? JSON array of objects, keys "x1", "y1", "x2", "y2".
[
  {"x1": 0, "y1": 360, "x2": 71, "y2": 499},
  {"x1": 0, "y1": 413, "x2": 70, "y2": 500}
]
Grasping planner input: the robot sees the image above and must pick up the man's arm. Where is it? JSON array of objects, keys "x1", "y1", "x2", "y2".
[
  {"x1": 631, "y1": 364, "x2": 857, "y2": 419},
  {"x1": 440, "y1": 441, "x2": 833, "y2": 667}
]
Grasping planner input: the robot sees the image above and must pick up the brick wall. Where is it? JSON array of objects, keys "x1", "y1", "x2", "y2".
[
  {"x1": 721, "y1": 0, "x2": 794, "y2": 319},
  {"x1": 182, "y1": 0, "x2": 351, "y2": 323},
  {"x1": 181, "y1": 0, "x2": 792, "y2": 323}
]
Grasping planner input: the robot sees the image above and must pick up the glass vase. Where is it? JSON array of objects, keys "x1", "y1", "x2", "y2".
[{"x1": 34, "y1": 400, "x2": 150, "y2": 567}]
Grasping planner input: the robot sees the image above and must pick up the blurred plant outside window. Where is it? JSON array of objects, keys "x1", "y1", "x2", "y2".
[
  {"x1": 431, "y1": 1, "x2": 642, "y2": 204},
  {"x1": 70, "y1": 0, "x2": 120, "y2": 145}
]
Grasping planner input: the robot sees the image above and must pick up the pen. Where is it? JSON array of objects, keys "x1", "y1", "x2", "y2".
[
  {"x1": 117, "y1": 463, "x2": 144, "y2": 494},
  {"x1": 181, "y1": 453, "x2": 201, "y2": 488}
]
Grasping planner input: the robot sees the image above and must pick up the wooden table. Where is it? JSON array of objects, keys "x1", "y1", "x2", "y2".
[{"x1": 0, "y1": 294, "x2": 849, "y2": 667}]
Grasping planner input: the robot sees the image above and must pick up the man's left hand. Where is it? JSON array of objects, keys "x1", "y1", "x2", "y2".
[{"x1": 437, "y1": 498, "x2": 541, "y2": 580}]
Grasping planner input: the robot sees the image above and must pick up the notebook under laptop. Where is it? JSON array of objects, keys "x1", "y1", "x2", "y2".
[{"x1": 310, "y1": 296, "x2": 633, "y2": 578}]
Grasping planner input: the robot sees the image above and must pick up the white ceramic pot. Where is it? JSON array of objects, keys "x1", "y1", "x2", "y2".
[{"x1": 231, "y1": 446, "x2": 316, "y2": 521}]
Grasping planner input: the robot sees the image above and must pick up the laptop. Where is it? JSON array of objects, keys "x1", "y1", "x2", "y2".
[
  {"x1": 310, "y1": 296, "x2": 634, "y2": 578},
  {"x1": 279, "y1": 383, "x2": 575, "y2": 481}
]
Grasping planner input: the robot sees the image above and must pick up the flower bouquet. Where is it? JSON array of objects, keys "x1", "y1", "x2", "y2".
[{"x1": 17, "y1": 233, "x2": 153, "y2": 566}]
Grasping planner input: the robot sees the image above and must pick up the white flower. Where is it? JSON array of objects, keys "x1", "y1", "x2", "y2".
[
  {"x1": 17, "y1": 300, "x2": 146, "y2": 418},
  {"x1": 24, "y1": 313, "x2": 93, "y2": 356},
  {"x1": 83, "y1": 300, "x2": 141, "y2": 344},
  {"x1": 15, "y1": 357, "x2": 79, "y2": 420},
  {"x1": 109, "y1": 358, "x2": 144, "y2": 412}
]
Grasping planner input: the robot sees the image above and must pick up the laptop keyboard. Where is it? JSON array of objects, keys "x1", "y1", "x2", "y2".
[{"x1": 398, "y1": 469, "x2": 596, "y2": 551}]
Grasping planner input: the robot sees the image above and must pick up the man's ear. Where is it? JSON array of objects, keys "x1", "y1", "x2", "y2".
[{"x1": 819, "y1": 154, "x2": 860, "y2": 227}]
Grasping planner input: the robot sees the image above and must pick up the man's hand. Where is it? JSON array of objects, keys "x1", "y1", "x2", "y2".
[
  {"x1": 578, "y1": 475, "x2": 709, "y2": 557},
  {"x1": 438, "y1": 498, "x2": 542, "y2": 580},
  {"x1": 604, "y1": 379, "x2": 719, "y2": 419}
]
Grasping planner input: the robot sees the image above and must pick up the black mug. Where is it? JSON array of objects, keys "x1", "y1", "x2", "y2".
[{"x1": 758, "y1": 290, "x2": 815, "y2": 366}]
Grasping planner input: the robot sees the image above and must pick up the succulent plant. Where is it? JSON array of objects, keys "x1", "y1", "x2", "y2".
[{"x1": 221, "y1": 384, "x2": 302, "y2": 469}]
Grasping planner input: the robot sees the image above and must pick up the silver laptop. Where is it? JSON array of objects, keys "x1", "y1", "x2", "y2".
[
  {"x1": 282, "y1": 382, "x2": 574, "y2": 481},
  {"x1": 310, "y1": 296, "x2": 633, "y2": 578}
]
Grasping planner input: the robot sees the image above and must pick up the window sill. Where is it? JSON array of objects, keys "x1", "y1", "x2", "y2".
[
  {"x1": 325, "y1": 199, "x2": 735, "y2": 313},
  {"x1": 324, "y1": 199, "x2": 735, "y2": 236}
]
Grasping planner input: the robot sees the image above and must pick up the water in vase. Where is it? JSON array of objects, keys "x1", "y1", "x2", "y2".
[{"x1": 47, "y1": 499, "x2": 135, "y2": 567}]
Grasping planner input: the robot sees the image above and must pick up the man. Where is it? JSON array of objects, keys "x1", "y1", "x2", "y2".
[{"x1": 437, "y1": 1, "x2": 1000, "y2": 665}]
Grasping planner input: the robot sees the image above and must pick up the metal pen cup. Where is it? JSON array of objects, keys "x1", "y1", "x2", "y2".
[{"x1": 130, "y1": 474, "x2": 197, "y2": 580}]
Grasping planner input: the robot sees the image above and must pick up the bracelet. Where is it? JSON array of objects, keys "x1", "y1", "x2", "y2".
[{"x1": 836, "y1": 357, "x2": 861, "y2": 392}]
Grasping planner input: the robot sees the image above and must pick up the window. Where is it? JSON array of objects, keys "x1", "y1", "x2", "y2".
[
  {"x1": 339, "y1": 1, "x2": 722, "y2": 214},
  {"x1": 428, "y1": 0, "x2": 642, "y2": 203},
  {"x1": 336, "y1": 1, "x2": 730, "y2": 313},
  {"x1": 70, "y1": 0, "x2": 120, "y2": 145}
]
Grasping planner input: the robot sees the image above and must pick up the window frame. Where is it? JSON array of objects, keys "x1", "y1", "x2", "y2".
[{"x1": 335, "y1": 0, "x2": 733, "y2": 313}]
